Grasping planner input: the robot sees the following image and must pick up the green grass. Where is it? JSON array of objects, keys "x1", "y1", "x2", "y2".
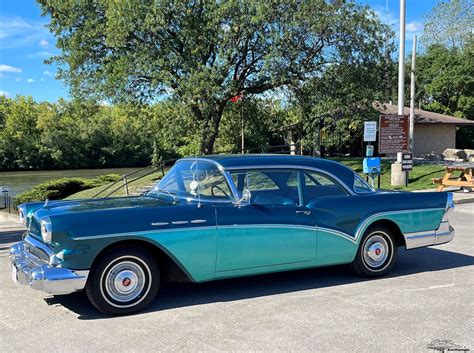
[
  {"x1": 332, "y1": 157, "x2": 445, "y2": 191},
  {"x1": 14, "y1": 174, "x2": 121, "y2": 204}
]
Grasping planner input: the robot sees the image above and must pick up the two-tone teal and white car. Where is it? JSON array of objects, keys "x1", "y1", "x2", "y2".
[{"x1": 11, "y1": 155, "x2": 455, "y2": 315}]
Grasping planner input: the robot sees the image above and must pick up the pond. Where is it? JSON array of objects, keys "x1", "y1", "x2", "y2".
[{"x1": 0, "y1": 168, "x2": 139, "y2": 197}]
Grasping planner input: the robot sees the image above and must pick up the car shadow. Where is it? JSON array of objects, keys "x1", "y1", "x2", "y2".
[{"x1": 44, "y1": 246, "x2": 474, "y2": 320}]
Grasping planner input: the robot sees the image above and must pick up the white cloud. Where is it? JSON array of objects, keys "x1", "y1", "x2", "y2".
[
  {"x1": 26, "y1": 78, "x2": 35, "y2": 83},
  {"x1": 15, "y1": 78, "x2": 23, "y2": 82},
  {"x1": 40, "y1": 78, "x2": 45, "y2": 82},
  {"x1": 0, "y1": 16, "x2": 52, "y2": 49},
  {"x1": 406, "y1": 21, "x2": 423, "y2": 33},
  {"x1": 43, "y1": 70, "x2": 53, "y2": 76},
  {"x1": 0, "y1": 64, "x2": 22, "y2": 73},
  {"x1": 39, "y1": 39, "x2": 49, "y2": 48},
  {"x1": 0, "y1": 90, "x2": 11, "y2": 97}
]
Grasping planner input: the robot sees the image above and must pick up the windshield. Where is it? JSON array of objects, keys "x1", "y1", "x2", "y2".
[{"x1": 151, "y1": 160, "x2": 233, "y2": 201}]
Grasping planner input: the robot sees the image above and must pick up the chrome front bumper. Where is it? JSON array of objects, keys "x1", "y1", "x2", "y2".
[
  {"x1": 9, "y1": 235, "x2": 89, "y2": 295},
  {"x1": 404, "y1": 221, "x2": 455, "y2": 250}
]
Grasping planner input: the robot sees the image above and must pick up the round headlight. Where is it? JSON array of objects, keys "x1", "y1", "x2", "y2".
[{"x1": 40, "y1": 218, "x2": 52, "y2": 243}]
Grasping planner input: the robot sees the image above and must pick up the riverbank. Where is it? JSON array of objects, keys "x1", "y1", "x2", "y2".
[{"x1": 0, "y1": 167, "x2": 140, "y2": 197}]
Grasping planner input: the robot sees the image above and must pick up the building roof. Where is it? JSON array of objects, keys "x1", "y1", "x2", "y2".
[
  {"x1": 182, "y1": 154, "x2": 357, "y2": 190},
  {"x1": 377, "y1": 103, "x2": 474, "y2": 125}
]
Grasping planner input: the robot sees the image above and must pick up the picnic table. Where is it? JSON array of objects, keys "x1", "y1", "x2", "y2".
[{"x1": 432, "y1": 164, "x2": 474, "y2": 192}]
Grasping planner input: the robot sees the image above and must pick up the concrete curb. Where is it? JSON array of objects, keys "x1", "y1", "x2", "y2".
[{"x1": 453, "y1": 197, "x2": 474, "y2": 205}]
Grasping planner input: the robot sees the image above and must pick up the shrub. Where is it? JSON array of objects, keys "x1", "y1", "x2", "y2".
[{"x1": 14, "y1": 174, "x2": 121, "y2": 204}]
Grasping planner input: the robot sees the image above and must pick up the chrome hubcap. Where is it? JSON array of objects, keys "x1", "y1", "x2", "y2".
[
  {"x1": 105, "y1": 261, "x2": 145, "y2": 303},
  {"x1": 363, "y1": 235, "x2": 389, "y2": 268}
]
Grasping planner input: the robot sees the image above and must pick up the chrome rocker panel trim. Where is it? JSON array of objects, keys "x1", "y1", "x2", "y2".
[
  {"x1": 404, "y1": 221, "x2": 455, "y2": 250},
  {"x1": 9, "y1": 234, "x2": 88, "y2": 295}
]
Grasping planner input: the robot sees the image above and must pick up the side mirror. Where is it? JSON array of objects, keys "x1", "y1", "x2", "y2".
[{"x1": 233, "y1": 188, "x2": 251, "y2": 207}]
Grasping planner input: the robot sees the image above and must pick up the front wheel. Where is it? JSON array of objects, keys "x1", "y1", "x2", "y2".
[
  {"x1": 350, "y1": 225, "x2": 397, "y2": 277},
  {"x1": 85, "y1": 245, "x2": 160, "y2": 315}
]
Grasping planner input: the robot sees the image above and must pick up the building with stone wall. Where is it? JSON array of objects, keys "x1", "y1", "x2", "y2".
[{"x1": 378, "y1": 104, "x2": 474, "y2": 156}]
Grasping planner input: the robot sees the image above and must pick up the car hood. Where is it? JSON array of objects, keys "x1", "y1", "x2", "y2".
[
  {"x1": 25, "y1": 195, "x2": 185, "y2": 240},
  {"x1": 31, "y1": 195, "x2": 173, "y2": 217}
]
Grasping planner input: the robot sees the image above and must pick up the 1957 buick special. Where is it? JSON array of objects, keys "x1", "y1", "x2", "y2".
[{"x1": 10, "y1": 155, "x2": 455, "y2": 315}]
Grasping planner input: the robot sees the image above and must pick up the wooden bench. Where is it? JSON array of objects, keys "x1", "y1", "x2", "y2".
[{"x1": 431, "y1": 177, "x2": 443, "y2": 185}]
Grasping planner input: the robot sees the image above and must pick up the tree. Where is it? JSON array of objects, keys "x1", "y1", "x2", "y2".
[
  {"x1": 292, "y1": 51, "x2": 393, "y2": 156},
  {"x1": 415, "y1": 41, "x2": 474, "y2": 149},
  {"x1": 38, "y1": 0, "x2": 390, "y2": 154},
  {"x1": 422, "y1": 0, "x2": 473, "y2": 49},
  {"x1": 416, "y1": 42, "x2": 473, "y2": 118},
  {"x1": 0, "y1": 96, "x2": 43, "y2": 170}
]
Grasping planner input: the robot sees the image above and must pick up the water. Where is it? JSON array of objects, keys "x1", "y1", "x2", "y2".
[{"x1": 0, "y1": 168, "x2": 139, "y2": 197}]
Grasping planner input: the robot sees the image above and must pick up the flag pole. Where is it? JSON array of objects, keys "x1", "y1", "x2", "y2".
[{"x1": 241, "y1": 95, "x2": 245, "y2": 154}]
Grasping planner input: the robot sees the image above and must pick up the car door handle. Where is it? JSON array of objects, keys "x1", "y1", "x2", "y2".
[{"x1": 296, "y1": 210, "x2": 311, "y2": 216}]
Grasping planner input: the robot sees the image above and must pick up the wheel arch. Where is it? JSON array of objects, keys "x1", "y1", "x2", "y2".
[
  {"x1": 364, "y1": 219, "x2": 405, "y2": 247},
  {"x1": 89, "y1": 239, "x2": 195, "y2": 283}
]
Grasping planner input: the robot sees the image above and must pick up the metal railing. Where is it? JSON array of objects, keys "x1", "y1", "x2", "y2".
[
  {"x1": 1, "y1": 193, "x2": 17, "y2": 214},
  {"x1": 92, "y1": 164, "x2": 169, "y2": 199}
]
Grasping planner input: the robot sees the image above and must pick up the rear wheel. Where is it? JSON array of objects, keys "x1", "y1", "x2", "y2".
[
  {"x1": 350, "y1": 225, "x2": 397, "y2": 277},
  {"x1": 85, "y1": 245, "x2": 160, "y2": 315}
]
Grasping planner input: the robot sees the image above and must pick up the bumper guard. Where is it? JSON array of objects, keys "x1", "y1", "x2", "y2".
[{"x1": 9, "y1": 235, "x2": 88, "y2": 295}]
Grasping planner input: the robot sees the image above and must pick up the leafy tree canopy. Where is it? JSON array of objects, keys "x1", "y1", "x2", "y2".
[
  {"x1": 422, "y1": 0, "x2": 473, "y2": 49},
  {"x1": 38, "y1": 0, "x2": 390, "y2": 154},
  {"x1": 416, "y1": 41, "x2": 474, "y2": 118}
]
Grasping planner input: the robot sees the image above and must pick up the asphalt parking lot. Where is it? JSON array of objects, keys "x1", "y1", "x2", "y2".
[{"x1": 0, "y1": 203, "x2": 473, "y2": 352}]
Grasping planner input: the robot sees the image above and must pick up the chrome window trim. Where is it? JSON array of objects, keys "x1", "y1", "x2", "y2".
[
  {"x1": 225, "y1": 164, "x2": 354, "y2": 196},
  {"x1": 224, "y1": 170, "x2": 239, "y2": 200},
  {"x1": 297, "y1": 170, "x2": 304, "y2": 207}
]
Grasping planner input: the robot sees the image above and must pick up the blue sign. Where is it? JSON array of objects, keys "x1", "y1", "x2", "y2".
[{"x1": 363, "y1": 157, "x2": 381, "y2": 174}]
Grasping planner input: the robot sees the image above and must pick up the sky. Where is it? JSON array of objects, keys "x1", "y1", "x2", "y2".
[{"x1": 0, "y1": 0, "x2": 438, "y2": 102}]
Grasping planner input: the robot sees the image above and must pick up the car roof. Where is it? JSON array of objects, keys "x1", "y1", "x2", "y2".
[{"x1": 181, "y1": 154, "x2": 357, "y2": 190}]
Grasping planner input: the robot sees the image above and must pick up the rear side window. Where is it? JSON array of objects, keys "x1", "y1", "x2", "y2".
[
  {"x1": 302, "y1": 170, "x2": 347, "y2": 204},
  {"x1": 353, "y1": 174, "x2": 374, "y2": 193}
]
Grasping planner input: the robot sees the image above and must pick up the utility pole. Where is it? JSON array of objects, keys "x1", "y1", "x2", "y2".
[
  {"x1": 241, "y1": 96, "x2": 245, "y2": 154},
  {"x1": 391, "y1": 0, "x2": 409, "y2": 188},
  {"x1": 398, "y1": 0, "x2": 406, "y2": 115},
  {"x1": 409, "y1": 34, "x2": 417, "y2": 153}
]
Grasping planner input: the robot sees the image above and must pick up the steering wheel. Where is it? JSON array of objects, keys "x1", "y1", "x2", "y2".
[{"x1": 211, "y1": 185, "x2": 230, "y2": 198}]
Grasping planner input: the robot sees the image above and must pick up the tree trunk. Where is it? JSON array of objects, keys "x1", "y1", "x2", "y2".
[{"x1": 199, "y1": 102, "x2": 226, "y2": 155}]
